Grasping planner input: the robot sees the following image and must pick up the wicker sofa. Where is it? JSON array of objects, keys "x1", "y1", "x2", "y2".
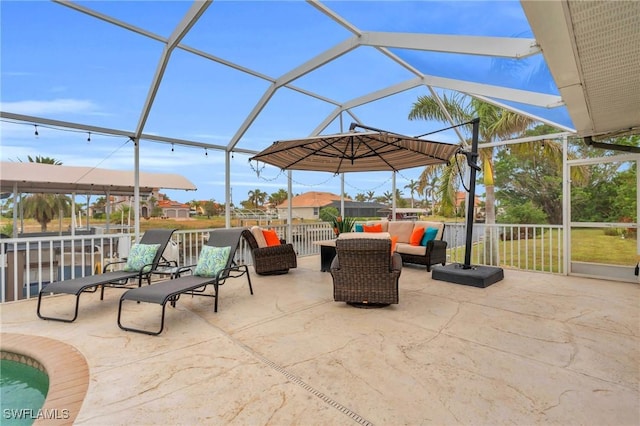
[
  {"x1": 330, "y1": 232, "x2": 402, "y2": 306},
  {"x1": 362, "y1": 220, "x2": 447, "y2": 271},
  {"x1": 241, "y1": 227, "x2": 297, "y2": 275}
]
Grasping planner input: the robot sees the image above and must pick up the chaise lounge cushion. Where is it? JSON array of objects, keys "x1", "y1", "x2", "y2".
[
  {"x1": 194, "y1": 245, "x2": 231, "y2": 277},
  {"x1": 124, "y1": 243, "x2": 160, "y2": 272}
]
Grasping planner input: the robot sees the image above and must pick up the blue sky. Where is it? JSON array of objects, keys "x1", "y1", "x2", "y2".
[{"x1": 0, "y1": 1, "x2": 569, "y2": 205}]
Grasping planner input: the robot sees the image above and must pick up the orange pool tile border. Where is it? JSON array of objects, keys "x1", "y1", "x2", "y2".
[{"x1": 1, "y1": 333, "x2": 89, "y2": 425}]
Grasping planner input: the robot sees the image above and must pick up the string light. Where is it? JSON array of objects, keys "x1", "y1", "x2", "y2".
[
  {"x1": 249, "y1": 159, "x2": 266, "y2": 177},
  {"x1": 2, "y1": 119, "x2": 127, "y2": 142},
  {"x1": 205, "y1": 148, "x2": 208, "y2": 157},
  {"x1": 87, "y1": 132, "x2": 91, "y2": 143},
  {"x1": 171, "y1": 143, "x2": 174, "y2": 152}
]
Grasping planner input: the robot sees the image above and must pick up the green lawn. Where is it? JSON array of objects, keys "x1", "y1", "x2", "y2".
[
  {"x1": 571, "y1": 228, "x2": 637, "y2": 264},
  {"x1": 450, "y1": 227, "x2": 637, "y2": 273}
]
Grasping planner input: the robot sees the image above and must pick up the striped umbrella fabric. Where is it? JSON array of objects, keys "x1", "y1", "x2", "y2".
[{"x1": 250, "y1": 131, "x2": 460, "y2": 173}]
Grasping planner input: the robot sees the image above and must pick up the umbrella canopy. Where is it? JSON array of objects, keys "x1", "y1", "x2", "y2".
[{"x1": 250, "y1": 130, "x2": 460, "y2": 173}]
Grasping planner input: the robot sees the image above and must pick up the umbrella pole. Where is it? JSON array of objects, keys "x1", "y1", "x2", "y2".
[
  {"x1": 431, "y1": 117, "x2": 504, "y2": 288},
  {"x1": 462, "y1": 119, "x2": 480, "y2": 269}
]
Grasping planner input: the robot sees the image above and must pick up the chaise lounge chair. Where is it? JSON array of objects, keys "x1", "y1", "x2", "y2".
[
  {"x1": 37, "y1": 228, "x2": 177, "y2": 322},
  {"x1": 117, "y1": 227, "x2": 252, "y2": 335}
]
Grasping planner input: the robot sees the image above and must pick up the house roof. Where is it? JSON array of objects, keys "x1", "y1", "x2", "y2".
[
  {"x1": 157, "y1": 199, "x2": 190, "y2": 209},
  {"x1": 277, "y1": 191, "x2": 348, "y2": 209},
  {"x1": 327, "y1": 200, "x2": 387, "y2": 209},
  {"x1": 456, "y1": 191, "x2": 481, "y2": 207}
]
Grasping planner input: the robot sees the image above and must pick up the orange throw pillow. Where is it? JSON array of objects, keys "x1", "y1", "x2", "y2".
[
  {"x1": 262, "y1": 229, "x2": 281, "y2": 246},
  {"x1": 363, "y1": 223, "x2": 383, "y2": 233},
  {"x1": 391, "y1": 236, "x2": 398, "y2": 253},
  {"x1": 409, "y1": 227, "x2": 425, "y2": 246}
]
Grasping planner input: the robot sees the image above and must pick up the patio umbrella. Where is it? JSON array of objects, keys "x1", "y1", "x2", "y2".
[{"x1": 250, "y1": 126, "x2": 459, "y2": 173}]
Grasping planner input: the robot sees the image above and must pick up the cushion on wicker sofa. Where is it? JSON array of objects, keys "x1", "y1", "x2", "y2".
[
  {"x1": 365, "y1": 221, "x2": 444, "y2": 245},
  {"x1": 364, "y1": 220, "x2": 389, "y2": 232},
  {"x1": 361, "y1": 220, "x2": 447, "y2": 271},
  {"x1": 250, "y1": 226, "x2": 268, "y2": 248},
  {"x1": 387, "y1": 221, "x2": 415, "y2": 243}
]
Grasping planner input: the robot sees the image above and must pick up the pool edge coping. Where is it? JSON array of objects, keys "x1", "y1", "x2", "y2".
[{"x1": 1, "y1": 332, "x2": 89, "y2": 425}]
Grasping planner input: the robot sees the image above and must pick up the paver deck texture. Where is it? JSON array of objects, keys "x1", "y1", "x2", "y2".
[{"x1": 1, "y1": 256, "x2": 638, "y2": 425}]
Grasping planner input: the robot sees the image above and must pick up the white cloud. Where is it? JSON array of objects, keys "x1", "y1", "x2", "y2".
[{"x1": 0, "y1": 98, "x2": 98, "y2": 115}]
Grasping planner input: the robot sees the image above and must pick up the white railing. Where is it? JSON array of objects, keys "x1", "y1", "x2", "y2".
[
  {"x1": 0, "y1": 222, "x2": 567, "y2": 303},
  {"x1": 442, "y1": 223, "x2": 564, "y2": 274},
  {"x1": 1, "y1": 233, "x2": 124, "y2": 303}
]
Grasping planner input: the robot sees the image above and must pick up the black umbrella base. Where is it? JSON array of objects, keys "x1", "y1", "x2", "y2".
[{"x1": 432, "y1": 263, "x2": 504, "y2": 288}]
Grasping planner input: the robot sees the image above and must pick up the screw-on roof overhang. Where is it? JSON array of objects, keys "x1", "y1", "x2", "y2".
[{"x1": 523, "y1": 1, "x2": 640, "y2": 139}]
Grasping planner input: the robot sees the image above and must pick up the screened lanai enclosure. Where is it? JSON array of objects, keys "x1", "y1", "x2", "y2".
[{"x1": 1, "y1": 0, "x2": 639, "y2": 297}]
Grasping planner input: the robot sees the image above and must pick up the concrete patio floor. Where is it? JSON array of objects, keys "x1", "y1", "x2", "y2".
[{"x1": 1, "y1": 255, "x2": 638, "y2": 425}]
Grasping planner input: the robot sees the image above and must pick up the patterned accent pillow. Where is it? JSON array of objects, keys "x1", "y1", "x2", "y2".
[
  {"x1": 123, "y1": 243, "x2": 160, "y2": 272},
  {"x1": 194, "y1": 246, "x2": 231, "y2": 278}
]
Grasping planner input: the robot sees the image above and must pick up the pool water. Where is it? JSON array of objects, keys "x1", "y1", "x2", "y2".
[{"x1": 0, "y1": 359, "x2": 49, "y2": 425}]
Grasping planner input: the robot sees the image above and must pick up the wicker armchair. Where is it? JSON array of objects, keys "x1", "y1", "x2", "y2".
[
  {"x1": 330, "y1": 237, "x2": 402, "y2": 306},
  {"x1": 241, "y1": 228, "x2": 297, "y2": 275}
]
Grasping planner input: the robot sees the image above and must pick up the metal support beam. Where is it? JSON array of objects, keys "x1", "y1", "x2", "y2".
[{"x1": 360, "y1": 32, "x2": 541, "y2": 58}]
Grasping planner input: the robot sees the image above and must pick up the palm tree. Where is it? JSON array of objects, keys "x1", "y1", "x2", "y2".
[
  {"x1": 404, "y1": 179, "x2": 419, "y2": 208},
  {"x1": 378, "y1": 191, "x2": 393, "y2": 205},
  {"x1": 19, "y1": 156, "x2": 71, "y2": 232},
  {"x1": 268, "y1": 189, "x2": 288, "y2": 206},
  {"x1": 22, "y1": 193, "x2": 71, "y2": 231},
  {"x1": 394, "y1": 189, "x2": 407, "y2": 208},
  {"x1": 20, "y1": 155, "x2": 62, "y2": 165},
  {"x1": 146, "y1": 195, "x2": 157, "y2": 218},
  {"x1": 409, "y1": 93, "x2": 534, "y2": 265},
  {"x1": 190, "y1": 199, "x2": 201, "y2": 215},
  {"x1": 418, "y1": 172, "x2": 440, "y2": 216},
  {"x1": 247, "y1": 189, "x2": 267, "y2": 209},
  {"x1": 366, "y1": 191, "x2": 376, "y2": 202}
]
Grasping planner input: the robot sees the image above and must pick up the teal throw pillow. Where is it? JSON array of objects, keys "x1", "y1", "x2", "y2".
[
  {"x1": 420, "y1": 227, "x2": 439, "y2": 246},
  {"x1": 194, "y1": 246, "x2": 231, "y2": 278},
  {"x1": 355, "y1": 224, "x2": 364, "y2": 232},
  {"x1": 124, "y1": 243, "x2": 160, "y2": 272}
]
